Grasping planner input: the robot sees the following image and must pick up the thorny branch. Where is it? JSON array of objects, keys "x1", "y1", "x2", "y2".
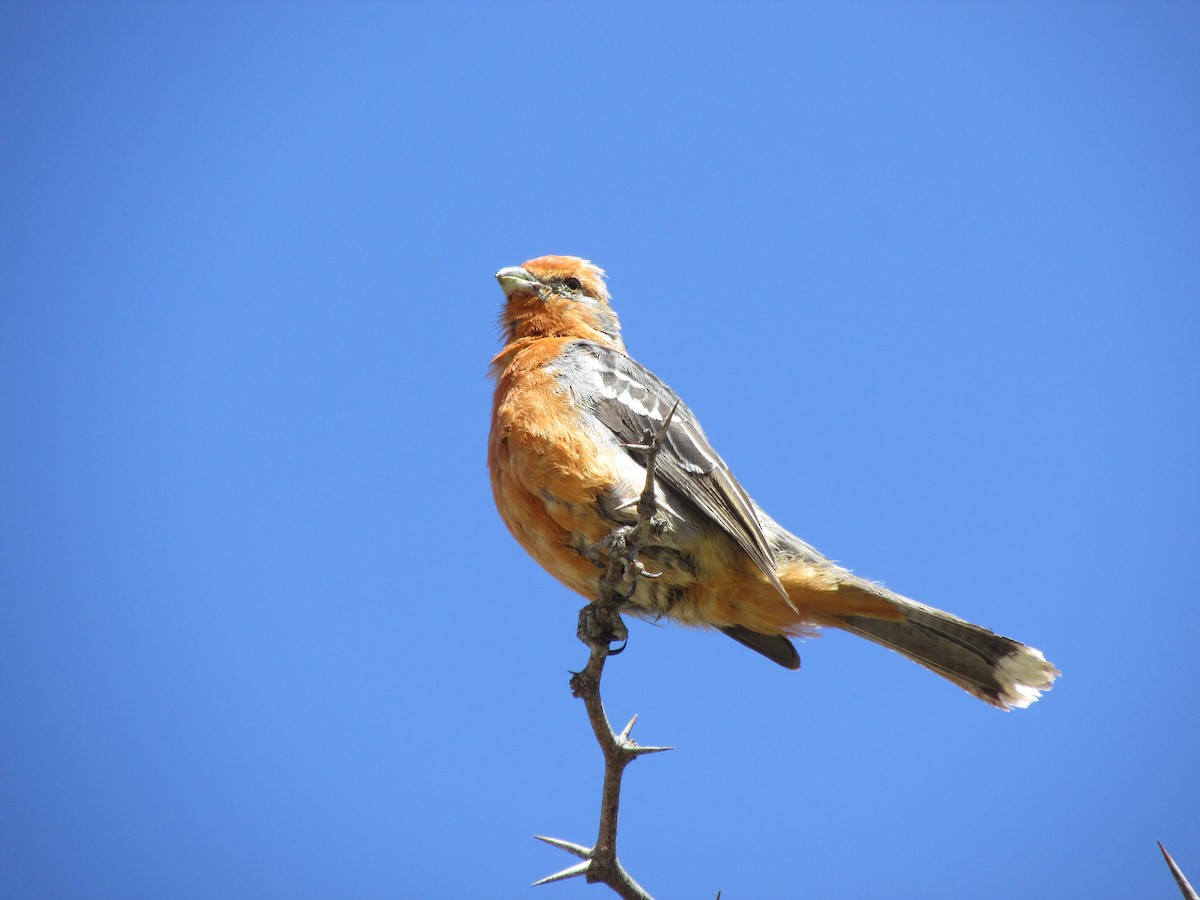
[
  {"x1": 527, "y1": 405, "x2": 1198, "y2": 900},
  {"x1": 533, "y1": 406, "x2": 679, "y2": 900}
]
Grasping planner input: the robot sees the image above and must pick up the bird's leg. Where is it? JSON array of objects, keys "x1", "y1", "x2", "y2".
[
  {"x1": 584, "y1": 532, "x2": 612, "y2": 569},
  {"x1": 581, "y1": 404, "x2": 680, "y2": 653}
]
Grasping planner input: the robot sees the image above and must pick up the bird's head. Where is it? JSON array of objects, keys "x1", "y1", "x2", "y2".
[{"x1": 494, "y1": 256, "x2": 625, "y2": 352}]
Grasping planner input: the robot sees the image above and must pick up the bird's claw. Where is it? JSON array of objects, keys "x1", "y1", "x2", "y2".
[{"x1": 577, "y1": 601, "x2": 629, "y2": 649}]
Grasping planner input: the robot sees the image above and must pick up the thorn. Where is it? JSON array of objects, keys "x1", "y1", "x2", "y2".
[
  {"x1": 532, "y1": 860, "x2": 591, "y2": 886},
  {"x1": 616, "y1": 715, "x2": 672, "y2": 755},
  {"x1": 626, "y1": 743, "x2": 673, "y2": 757},
  {"x1": 650, "y1": 402, "x2": 680, "y2": 449},
  {"x1": 620, "y1": 714, "x2": 638, "y2": 740},
  {"x1": 1159, "y1": 842, "x2": 1199, "y2": 900},
  {"x1": 535, "y1": 834, "x2": 592, "y2": 859}
]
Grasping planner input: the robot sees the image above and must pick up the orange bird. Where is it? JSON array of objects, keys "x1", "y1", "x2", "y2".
[{"x1": 488, "y1": 256, "x2": 1059, "y2": 709}]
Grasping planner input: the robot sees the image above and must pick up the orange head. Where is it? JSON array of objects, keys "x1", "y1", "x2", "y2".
[{"x1": 494, "y1": 255, "x2": 626, "y2": 353}]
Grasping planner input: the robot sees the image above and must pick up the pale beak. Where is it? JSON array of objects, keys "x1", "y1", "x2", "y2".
[{"x1": 495, "y1": 266, "x2": 544, "y2": 299}]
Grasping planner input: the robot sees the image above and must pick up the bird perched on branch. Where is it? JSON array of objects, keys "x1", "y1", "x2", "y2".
[{"x1": 488, "y1": 255, "x2": 1059, "y2": 709}]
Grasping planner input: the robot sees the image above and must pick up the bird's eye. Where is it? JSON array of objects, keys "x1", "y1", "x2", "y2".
[{"x1": 563, "y1": 276, "x2": 583, "y2": 292}]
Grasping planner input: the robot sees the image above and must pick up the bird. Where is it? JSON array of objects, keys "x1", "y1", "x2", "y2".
[{"x1": 488, "y1": 255, "x2": 1059, "y2": 709}]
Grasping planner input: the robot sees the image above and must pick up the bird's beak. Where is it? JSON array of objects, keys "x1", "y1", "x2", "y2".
[{"x1": 495, "y1": 266, "x2": 544, "y2": 300}]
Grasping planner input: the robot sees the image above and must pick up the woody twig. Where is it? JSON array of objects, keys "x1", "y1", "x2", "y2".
[{"x1": 533, "y1": 407, "x2": 679, "y2": 900}]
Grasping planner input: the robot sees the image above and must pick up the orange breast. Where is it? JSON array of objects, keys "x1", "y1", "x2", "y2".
[{"x1": 489, "y1": 338, "x2": 620, "y2": 598}]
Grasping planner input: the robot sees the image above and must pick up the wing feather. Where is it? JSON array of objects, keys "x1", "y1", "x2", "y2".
[{"x1": 558, "y1": 341, "x2": 788, "y2": 601}]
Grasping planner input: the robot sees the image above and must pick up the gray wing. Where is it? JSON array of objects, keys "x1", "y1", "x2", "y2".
[{"x1": 556, "y1": 341, "x2": 788, "y2": 600}]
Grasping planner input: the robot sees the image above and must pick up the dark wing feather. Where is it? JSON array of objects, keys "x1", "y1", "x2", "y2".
[
  {"x1": 721, "y1": 625, "x2": 801, "y2": 669},
  {"x1": 561, "y1": 341, "x2": 788, "y2": 601}
]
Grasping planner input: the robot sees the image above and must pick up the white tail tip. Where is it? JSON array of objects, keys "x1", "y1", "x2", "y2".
[{"x1": 995, "y1": 647, "x2": 1060, "y2": 710}]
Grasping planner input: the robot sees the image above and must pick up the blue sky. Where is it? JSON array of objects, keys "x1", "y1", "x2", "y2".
[{"x1": 2, "y1": 2, "x2": 1197, "y2": 897}]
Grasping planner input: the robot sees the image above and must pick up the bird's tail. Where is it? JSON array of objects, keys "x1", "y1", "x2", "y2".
[
  {"x1": 830, "y1": 596, "x2": 1059, "y2": 710},
  {"x1": 741, "y1": 523, "x2": 1059, "y2": 708}
]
